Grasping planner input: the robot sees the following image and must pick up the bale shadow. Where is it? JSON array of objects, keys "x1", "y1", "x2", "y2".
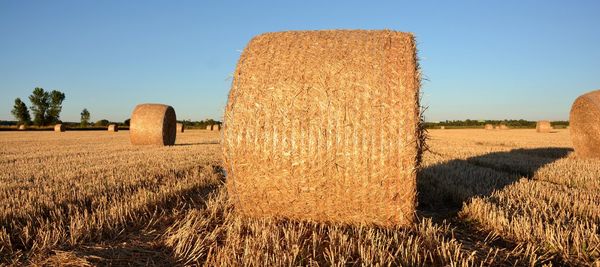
[{"x1": 417, "y1": 147, "x2": 572, "y2": 216}]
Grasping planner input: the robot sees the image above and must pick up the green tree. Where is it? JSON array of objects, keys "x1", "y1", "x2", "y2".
[
  {"x1": 47, "y1": 90, "x2": 66, "y2": 124},
  {"x1": 124, "y1": 118, "x2": 130, "y2": 126},
  {"x1": 29, "y1": 87, "x2": 50, "y2": 126},
  {"x1": 11, "y1": 98, "x2": 31, "y2": 125},
  {"x1": 80, "y1": 108, "x2": 91, "y2": 127}
]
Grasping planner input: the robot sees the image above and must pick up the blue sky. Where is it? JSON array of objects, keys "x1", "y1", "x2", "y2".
[{"x1": 1, "y1": 1, "x2": 598, "y2": 122}]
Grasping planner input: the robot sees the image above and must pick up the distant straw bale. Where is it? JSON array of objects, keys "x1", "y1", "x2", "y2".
[
  {"x1": 177, "y1": 123, "x2": 184, "y2": 133},
  {"x1": 54, "y1": 124, "x2": 65, "y2": 132},
  {"x1": 536, "y1": 121, "x2": 552, "y2": 133},
  {"x1": 440, "y1": 126, "x2": 445, "y2": 130},
  {"x1": 570, "y1": 90, "x2": 600, "y2": 158},
  {"x1": 212, "y1": 124, "x2": 220, "y2": 131},
  {"x1": 484, "y1": 124, "x2": 493, "y2": 130},
  {"x1": 18, "y1": 125, "x2": 26, "y2": 130},
  {"x1": 129, "y1": 104, "x2": 176, "y2": 146},
  {"x1": 223, "y1": 30, "x2": 422, "y2": 226},
  {"x1": 499, "y1": 124, "x2": 509, "y2": 130},
  {"x1": 206, "y1": 125, "x2": 211, "y2": 130},
  {"x1": 108, "y1": 124, "x2": 118, "y2": 132}
]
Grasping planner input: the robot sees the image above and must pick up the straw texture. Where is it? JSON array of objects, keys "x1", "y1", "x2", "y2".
[
  {"x1": 570, "y1": 90, "x2": 600, "y2": 158},
  {"x1": 223, "y1": 30, "x2": 421, "y2": 226},
  {"x1": 54, "y1": 124, "x2": 65, "y2": 132},
  {"x1": 108, "y1": 124, "x2": 118, "y2": 132},
  {"x1": 177, "y1": 123, "x2": 184, "y2": 133},
  {"x1": 129, "y1": 104, "x2": 176, "y2": 146},
  {"x1": 536, "y1": 121, "x2": 552, "y2": 133}
]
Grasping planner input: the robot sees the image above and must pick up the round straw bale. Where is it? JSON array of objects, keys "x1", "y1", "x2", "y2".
[
  {"x1": 176, "y1": 123, "x2": 184, "y2": 133},
  {"x1": 54, "y1": 124, "x2": 65, "y2": 132},
  {"x1": 108, "y1": 124, "x2": 118, "y2": 132},
  {"x1": 205, "y1": 125, "x2": 211, "y2": 130},
  {"x1": 536, "y1": 120, "x2": 552, "y2": 133},
  {"x1": 129, "y1": 104, "x2": 176, "y2": 146},
  {"x1": 499, "y1": 124, "x2": 509, "y2": 130},
  {"x1": 223, "y1": 30, "x2": 421, "y2": 226},
  {"x1": 18, "y1": 125, "x2": 26, "y2": 130},
  {"x1": 484, "y1": 124, "x2": 493, "y2": 130},
  {"x1": 570, "y1": 90, "x2": 600, "y2": 158},
  {"x1": 212, "y1": 124, "x2": 220, "y2": 131},
  {"x1": 440, "y1": 126, "x2": 445, "y2": 130}
]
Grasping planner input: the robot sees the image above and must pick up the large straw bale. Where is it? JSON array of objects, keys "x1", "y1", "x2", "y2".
[
  {"x1": 223, "y1": 30, "x2": 422, "y2": 226},
  {"x1": 536, "y1": 120, "x2": 552, "y2": 133},
  {"x1": 129, "y1": 104, "x2": 176, "y2": 146},
  {"x1": 108, "y1": 124, "x2": 118, "y2": 132},
  {"x1": 54, "y1": 124, "x2": 65, "y2": 132},
  {"x1": 177, "y1": 123, "x2": 184, "y2": 133},
  {"x1": 570, "y1": 90, "x2": 600, "y2": 158},
  {"x1": 484, "y1": 124, "x2": 493, "y2": 130}
]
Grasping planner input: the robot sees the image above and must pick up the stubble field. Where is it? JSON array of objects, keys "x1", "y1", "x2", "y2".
[{"x1": 0, "y1": 129, "x2": 598, "y2": 266}]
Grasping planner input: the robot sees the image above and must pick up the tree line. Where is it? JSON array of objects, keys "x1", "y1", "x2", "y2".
[
  {"x1": 10, "y1": 88, "x2": 222, "y2": 129},
  {"x1": 425, "y1": 119, "x2": 570, "y2": 129}
]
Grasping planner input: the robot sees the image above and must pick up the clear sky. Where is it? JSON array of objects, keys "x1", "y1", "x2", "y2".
[{"x1": 1, "y1": 1, "x2": 599, "y2": 122}]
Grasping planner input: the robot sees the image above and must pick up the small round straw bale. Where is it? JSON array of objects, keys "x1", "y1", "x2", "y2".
[
  {"x1": 484, "y1": 124, "x2": 493, "y2": 130},
  {"x1": 570, "y1": 89, "x2": 600, "y2": 158},
  {"x1": 177, "y1": 123, "x2": 184, "y2": 133},
  {"x1": 440, "y1": 126, "x2": 445, "y2": 130},
  {"x1": 108, "y1": 124, "x2": 118, "y2": 132},
  {"x1": 536, "y1": 120, "x2": 552, "y2": 133},
  {"x1": 129, "y1": 103, "x2": 176, "y2": 146},
  {"x1": 212, "y1": 124, "x2": 220, "y2": 131},
  {"x1": 18, "y1": 125, "x2": 26, "y2": 130},
  {"x1": 499, "y1": 124, "x2": 509, "y2": 130},
  {"x1": 205, "y1": 125, "x2": 211, "y2": 130},
  {"x1": 54, "y1": 124, "x2": 65, "y2": 132}
]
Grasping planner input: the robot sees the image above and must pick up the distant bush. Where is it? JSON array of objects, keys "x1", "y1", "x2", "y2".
[{"x1": 94, "y1": 119, "x2": 110, "y2": 127}]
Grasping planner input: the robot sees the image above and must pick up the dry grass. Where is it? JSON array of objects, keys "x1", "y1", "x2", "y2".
[{"x1": 0, "y1": 129, "x2": 598, "y2": 266}]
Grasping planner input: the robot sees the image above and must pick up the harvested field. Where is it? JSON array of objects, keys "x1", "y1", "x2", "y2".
[{"x1": 0, "y1": 129, "x2": 598, "y2": 266}]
